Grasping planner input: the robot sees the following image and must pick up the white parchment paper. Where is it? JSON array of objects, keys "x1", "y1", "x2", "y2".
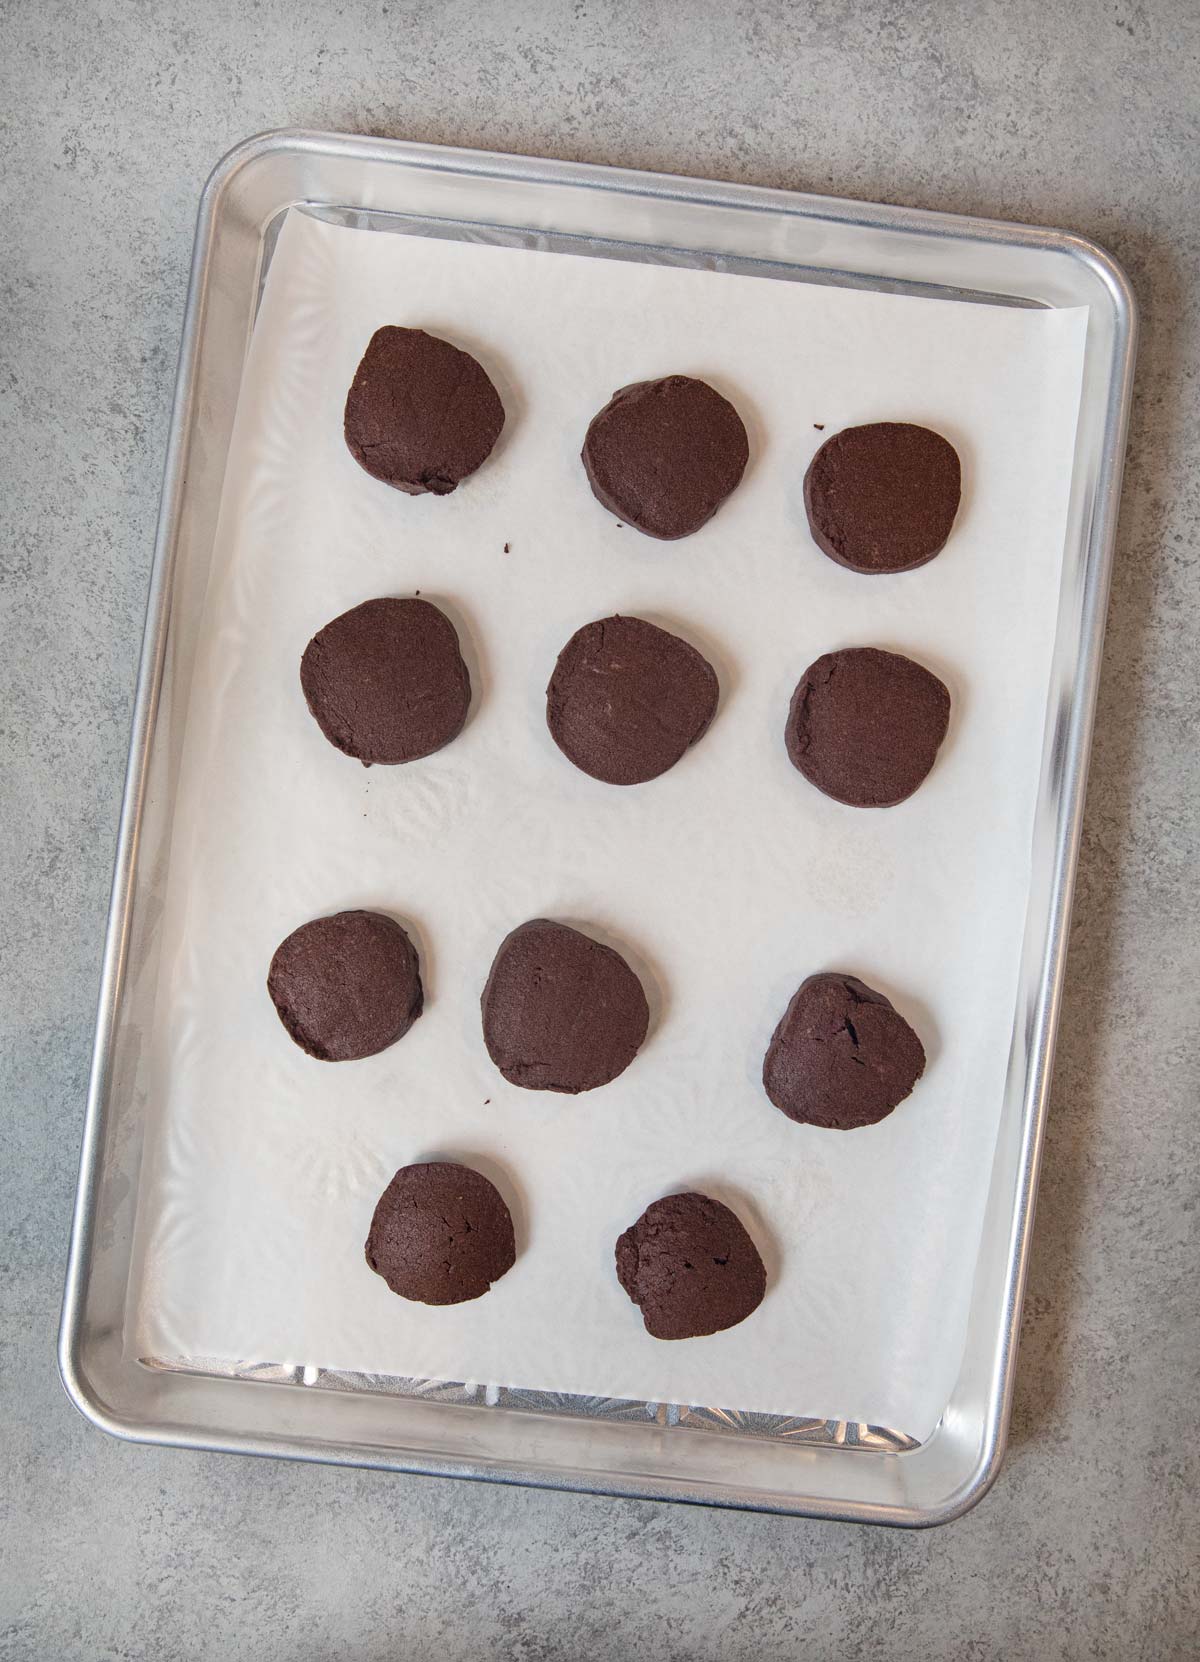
[{"x1": 131, "y1": 210, "x2": 1087, "y2": 1440}]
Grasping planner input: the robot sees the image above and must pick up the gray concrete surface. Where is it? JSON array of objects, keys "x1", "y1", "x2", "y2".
[{"x1": 3, "y1": 0, "x2": 1198, "y2": 1656}]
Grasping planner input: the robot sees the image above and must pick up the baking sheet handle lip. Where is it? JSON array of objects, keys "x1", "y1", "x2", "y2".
[
  {"x1": 954, "y1": 222, "x2": 1140, "y2": 1524},
  {"x1": 41, "y1": 1381, "x2": 958, "y2": 1527},
  {"x1": 194, "y1": 127, "x2": 1142, "y2": 310},
  {"x1": 57, "y1": 130, "x2": 225, "y2": 1435}
]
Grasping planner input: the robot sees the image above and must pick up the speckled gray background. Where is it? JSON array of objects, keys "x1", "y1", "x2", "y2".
[{"x1": 3, "y1": 1, "x2": 1198, "y2": 1656}]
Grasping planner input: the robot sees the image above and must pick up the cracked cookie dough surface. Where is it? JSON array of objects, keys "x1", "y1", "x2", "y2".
[
  {"x1": 365, "y1": 1161, "x2": 516, "y2": 1305},
  {"x1": 615, "y1": 1192, "x2": 767, "y2": 1339},
  {"x1": 343, "y1": 325, "x2": 505, "y2": 495},
  {"x1": 546, "y1": 614, "x2": 719, "y2": 785},
  {"x1": 762, "y1": 973, "x2": 926, "y2": 1130},
  {"x1": 267, "y1": 909, "x2": 424, "y2": 1062},
  {"x1": 300, "y1": 596, "x2": 471, "y2": 766},
  {"x1": 481, "y1": 919, "x2": 650, "y2": 1094},
  {"x1": 785, "y1": 646, "x2": 951, "y2": 807}
]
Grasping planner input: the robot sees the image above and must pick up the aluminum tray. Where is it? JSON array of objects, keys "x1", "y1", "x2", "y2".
[{"x1": 59, "y1": 129, "x2": 1136, "y2": 1525}]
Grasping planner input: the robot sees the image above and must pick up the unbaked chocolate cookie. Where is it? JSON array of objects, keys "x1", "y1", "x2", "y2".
[
  {"x1": 546, "y1": 614, "x2": 719, "y2": 785},
  {"x1": 300, "y1": 596, "x2": 471, "y2": 766},
  {"x1": 344, "y1": 326, "x2": 505, "y2": 495},
  {"x1": 804, "y1": 421, "x2": 961, "y2": 573},
  {"x1": 481, "y1": 918, "x2": 650, "y2": 1093},
  {"x1": 762, "y1": 973, "x2": 926, "y2": 1130},
  {"x1": 615, "y1": 1192, "x2": 767, "y2": 1339},
  {"x1": 365, "y1": 1161, "x2": 515, "y2": 1304},
  {"x1": 268, "y1": 910, "x2": 423, "y2": 1061},
  {"x1": 785, "y1": 646, "x2": 951, "y2": 807},
  {"x1": 581, "y1": 375, "x2": 749, "y2": 539}
]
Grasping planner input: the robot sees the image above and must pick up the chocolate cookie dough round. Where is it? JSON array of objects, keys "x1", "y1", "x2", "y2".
[
  {"x1": 344, "y1": 326, "x2": 505, "y2": 495},
  {"x1": 267, "y1": 910, "x2": 423, "y2": 1061},
  {"x1": 615, "y1": 1192, "x2": 767, "y2": 1340},
  {"x1": 546, "y1": 615, "x2": 719, "y2": 785},
  {"x1": 785, "y1": 646, "x2": 950, "y2": 807},
  {"x1": 763, "y1": 973, "x2": 926, "y2": 1130},
  {"x1": 365, "y1": 1161, "x2": 516, "y2": 1305},
  {"x1": 581, "y1": 375, "x2": 749, "y2": 539},
  {"x1": 804, "y1": 422, "x2": 961, "y2": 573},
  {"x1": 481, "y1": 919, "x2": 650, "y2": 1093},
  {"x1": 300, "y1": 597, "x2": 470, "y2": 766}
]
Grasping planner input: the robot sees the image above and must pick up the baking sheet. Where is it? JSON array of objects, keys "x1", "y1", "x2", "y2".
[{"x1": 130, "y1": 209, "x2": 1087, "y2": 1441}]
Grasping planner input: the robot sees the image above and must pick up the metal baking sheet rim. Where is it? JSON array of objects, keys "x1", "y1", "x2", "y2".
[{"x1": 58, "y1": 128, "x2": 1137, "y2": 1526}]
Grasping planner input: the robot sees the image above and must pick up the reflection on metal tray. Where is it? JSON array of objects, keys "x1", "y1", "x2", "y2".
[
  {"x1": 270, "y1": 200, "x2": 1048, "y2": 310},
  {"x1": 60, "y1": 129, "x2": 1135, "y2": 1525},
  {"x1": 141, "y1": 1356, "x2": 919, "y2": 1454}
]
